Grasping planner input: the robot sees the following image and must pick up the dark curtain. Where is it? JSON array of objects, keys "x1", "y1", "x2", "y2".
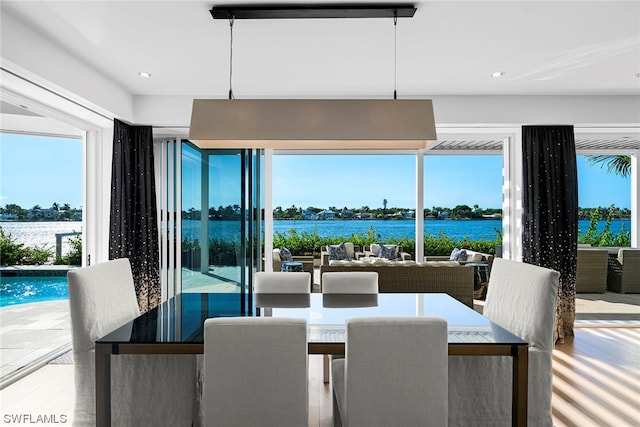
[
  {"x1": 109, "y1": 119, "x2": 160, "y2": 313},
  {"x1": 522, "y1": 125, "x2": 578, "y2": 343}
]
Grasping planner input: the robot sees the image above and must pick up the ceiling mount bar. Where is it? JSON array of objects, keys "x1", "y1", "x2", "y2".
[{"x1": 210, "y1": 4, "x2": 416, "y2": 20}]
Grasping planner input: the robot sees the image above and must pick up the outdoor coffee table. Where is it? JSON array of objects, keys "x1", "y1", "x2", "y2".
[{"x1": 280, "y1": 261, "x2": 304, "y2": 272}]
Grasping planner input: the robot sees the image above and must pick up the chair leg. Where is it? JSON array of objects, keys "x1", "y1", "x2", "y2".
[
  {"x1": 323, "y1": 354, "x2": 330, "y2": 383},
  {"x1": 332, "y1": 387, "x2": 343, "y2": 427}
]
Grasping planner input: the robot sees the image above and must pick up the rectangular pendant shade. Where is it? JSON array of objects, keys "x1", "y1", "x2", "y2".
[
  {"x1": 210, "y1": 4, "x2": 417, "y2": 20},
  {"x1": 188, "y1": 99, "x2": 437, "y2": 149}
]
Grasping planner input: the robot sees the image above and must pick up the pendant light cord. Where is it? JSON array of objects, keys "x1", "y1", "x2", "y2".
[
  {"x1": 393, "y1": 11, "x2": 398, "y2": 100},
  {"x1": 229, "y1": 16, "x2": 235, "y2": 100}
]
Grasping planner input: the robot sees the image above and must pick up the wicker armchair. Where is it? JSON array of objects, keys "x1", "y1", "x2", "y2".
[
  {"x1": 607, "y1": 248, "x2": 640, "y2": 293},
  {"x1": 576, "y1": 248, "x2": 609, "y2": 293},
  {"x1": 270, "y1": 249, "x2": 314, "y2": 274}
]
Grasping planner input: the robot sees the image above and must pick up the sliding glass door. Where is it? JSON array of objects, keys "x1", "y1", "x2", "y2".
[{"x1": 179, "y1": 142, "x2": 263, "y2": 305}]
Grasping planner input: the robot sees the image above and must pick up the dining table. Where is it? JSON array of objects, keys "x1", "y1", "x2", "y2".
[{"x1": 95, "y1": 292, "x2": 529, "y2": 427}]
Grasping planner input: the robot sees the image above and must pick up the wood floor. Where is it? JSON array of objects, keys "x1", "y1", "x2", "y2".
[
  {"x1": 551, "y1": 327, "x2": 640, "y2": 427},
  {"x1": 1, "y1": 327, "x2": 638, "y2": 426}
]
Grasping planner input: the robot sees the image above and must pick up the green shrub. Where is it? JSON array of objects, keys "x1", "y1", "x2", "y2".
[
  {"x1": 0, "y1": 226, "x2": 25, "y2": 265},
  {"x1": 54, "y1": 232, "x2": 82, "y2": 266},
  {"x1": 23, "y1": 244, "x2": 54, "y2": 265},
  {"x1": 270, "y1": 226, "x2": 501, "y2": 260},
  {"x1": 578, "y1": 204, "x2": 630, "y2": 247},
  {"x1": 0, "y1": 225, "x2": 54, "y2": 265},
  {"x1": 209, "y1": 237, "x2": 240, "y2": 265},
  {"x1": 424, "y1": 231, "x2": 458, "y2": 256}
]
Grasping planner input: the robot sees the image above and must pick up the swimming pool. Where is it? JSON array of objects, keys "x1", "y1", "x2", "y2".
[{"x1": 0, "y1": 276, "x2": 69, "y2": 307}]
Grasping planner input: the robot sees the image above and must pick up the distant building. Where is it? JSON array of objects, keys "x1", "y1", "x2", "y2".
[
  {"x1": 402, "y1": 210, "x2": 415, "y2": 219},
  {"x1": 0, "y1": 213, "x2": 18, "y2": 220},
  {"x1": 340, "y1": 209, "x2": 354, "y2": 219},
  {"x1": 482, "y1": 213, "x2": 501, "y2": 219},
  {"x1": 317, "y1": 210, "x2": 335, "y2": 220},
  {"x1": 301, "y1": 210, "x2": 318, "y2": 220},
  {"x1": 355, "y1": 212, "x2": 373, "y2": 220},
  {"x1": 28, "y1": 208, "x2": 60, "y2": 220}
]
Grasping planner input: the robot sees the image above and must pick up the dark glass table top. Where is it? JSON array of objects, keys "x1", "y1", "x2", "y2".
[{"x1": 97, "y1": 292, "x2": 526, "y2": 347}]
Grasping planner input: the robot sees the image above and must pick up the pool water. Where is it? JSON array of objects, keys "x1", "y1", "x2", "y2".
[{"x1": 0, "y1": 276, "x2": 69, "y2": 307}]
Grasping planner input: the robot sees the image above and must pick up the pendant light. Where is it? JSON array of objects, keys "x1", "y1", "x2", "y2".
[{"x1": 188, "y1": 4, "x2": 436, "y2": 149}]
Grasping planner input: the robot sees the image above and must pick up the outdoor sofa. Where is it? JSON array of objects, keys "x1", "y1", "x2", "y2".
[
  {"x1": 607, "y1": 248, "x2": 640, "y2": 293},
  {"x1": 362, "y1": 243, "x2": 412, "y2": 261},
  {"x1": 424, "y1": 249, "x2": 495, "y2": 270},
  {"x1": 320, "y1": 260, "x2": 474, "y2": 307},
  {"x1": 321, "y1": 242, "x2": 412, "y2": 265}
]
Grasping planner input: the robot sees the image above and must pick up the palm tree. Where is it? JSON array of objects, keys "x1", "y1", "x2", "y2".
[{"x1": 586, "y1": 155, "x2": 631, "y2": 178}]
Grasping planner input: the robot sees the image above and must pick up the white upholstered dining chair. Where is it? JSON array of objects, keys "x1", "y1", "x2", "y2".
[
  {"x1": 254, "y1": 271, "x2": 311, "y2": 293},
  {"x1": 332, "y1": 317, "x2": 448, "y2": 427},
  {"x1": 203, "y1": 317, "x2": 308, "y2": 427},
  {"x1": 322, "y1": 271, "x2": 379, "y2": 294},
  {"x1": 67, "y1": 258, "x2": 199, "y2": 426},
  {"x1": 322, "y1": 271, "x2": 379, "y2": 382},
  {"x1": 448, "y1": 257, "x2": 560, "y2": 426}
]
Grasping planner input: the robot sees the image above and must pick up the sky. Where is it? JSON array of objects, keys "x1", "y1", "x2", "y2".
[
  {"x1": 273, "y1": 154, "x2": 632, "y2": 210},
  {"x1": 0, "y1": 133, "x2": 83, "y2": 209},
  {"x1": 0, "y1": 133, "x2": 632, "y2": 211}
]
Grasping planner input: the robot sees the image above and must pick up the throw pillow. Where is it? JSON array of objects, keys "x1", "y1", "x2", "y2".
[
  {"x1": 279, "y1": 247, "x2": 293, "y2": 262},
  {"x1": 378, "y1": 244, "x2": 398, "y2": 260},
  {"x1": 450, "y1": 247, "x2": 469, "y2": 261},
  {"x1": 328, "y1": 242, "x2": 349, "y2": 261}
]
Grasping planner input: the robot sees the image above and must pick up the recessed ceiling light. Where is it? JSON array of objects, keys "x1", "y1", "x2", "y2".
[
  {"x1": 491, "y1": 71, "x2": 505, "y2": 78},
  {"x1": 139, "y1": 72, "x2": 152, "y2": 78}
]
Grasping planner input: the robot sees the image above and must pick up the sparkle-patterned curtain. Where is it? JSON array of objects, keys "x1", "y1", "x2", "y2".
[
  {"x1": 522, "y1": 125, "x2": 578, "y2": 343},
  {"x1": 109, "y1": 119, "x2": 160, "y2": 313}
]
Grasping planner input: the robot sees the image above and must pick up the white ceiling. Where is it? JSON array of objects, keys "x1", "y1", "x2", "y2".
[{"x1": 2, "y1": 0, "x2": 640, "y2": 99}]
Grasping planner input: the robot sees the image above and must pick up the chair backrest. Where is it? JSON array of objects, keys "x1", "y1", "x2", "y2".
[
  {"x1": 619, "y1": 248, "x2": 640, "y2": 267},
  {"x1": 67, "y1": 258, "x2": 140, "y2": 354},
  {"x1": 254, "y1": 271, "x2": 310, "y2": 293},
  {"x1": 204, "y1": 317, "x2": 308, "y2": 427},
  {"x1": 483, "y1": 258, "x2": 559, "y2": 351},
  {"x1": 322, "y1": 271, "x2": 379, "y2": 294},
  {"x1": 66, "y1": 258, "x2": 141, "y2": 425},
  {"x1": 344, "y1": 317, "x2": 448, "y2": 426}
]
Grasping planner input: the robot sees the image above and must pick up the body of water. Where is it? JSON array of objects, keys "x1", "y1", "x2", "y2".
[
  {"x1": 0, "y1": 221, "x2": 82, "y2": 255},
  {"x1": 0, "y1": 276, "x2": 68, "y2": 307},
  {"x1": 183, "y1": 219, "x2": 632, "y2": 242},
  {"x1": 2, "y1": 218, "x2": 631, "y2": 246}
]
